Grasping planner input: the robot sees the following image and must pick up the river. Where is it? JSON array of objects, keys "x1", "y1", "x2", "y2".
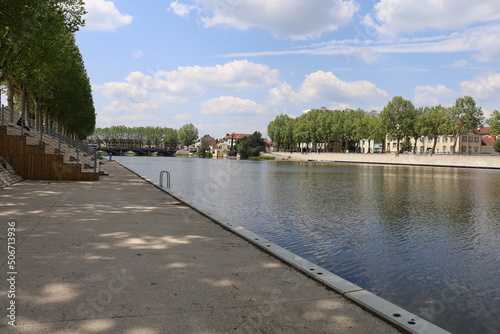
[{"x1": 114, "y1": 156, "x2": 500, "y2": 334}]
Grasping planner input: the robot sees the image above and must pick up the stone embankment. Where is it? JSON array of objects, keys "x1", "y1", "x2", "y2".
[
  {"x1": 0, "y1": 155, "x2": 22, "y2": 189},
  {"x1": 270, "y1": 152, "x2": 500, "y2": 169}
]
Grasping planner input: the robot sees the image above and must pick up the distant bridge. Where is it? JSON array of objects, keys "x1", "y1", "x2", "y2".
[{"x1": 98, "y1": 147, "x2": 176, "y2": 156}]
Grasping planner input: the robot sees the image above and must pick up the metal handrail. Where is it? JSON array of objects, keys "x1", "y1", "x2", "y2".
[
  {"x1": 1, "y1": 104, "x2": 98, "y2": 176},
  {"x1": 159, "y1": 170, "x2": 170, "y2": 189}
]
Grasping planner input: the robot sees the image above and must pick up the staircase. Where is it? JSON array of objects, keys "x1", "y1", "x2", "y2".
[{"x1": 0, "y1": 106, "x2": 101, "y2": 181}]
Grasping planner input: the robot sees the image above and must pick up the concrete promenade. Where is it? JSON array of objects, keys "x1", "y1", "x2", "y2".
[
  {"x1": 270, "y1": 152, "x2": 500, "y2": 169},
  {"x1": 0, "y1": 161, "x2": 402, "y2": 333}
]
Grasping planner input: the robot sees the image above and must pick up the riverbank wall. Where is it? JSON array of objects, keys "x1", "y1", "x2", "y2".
[
  {"x1": 0, "y1": 155, "x2": 23, "y2": 189},
  {"x1": 270, "y1": 152, "x2": 500, "y2": 169}
]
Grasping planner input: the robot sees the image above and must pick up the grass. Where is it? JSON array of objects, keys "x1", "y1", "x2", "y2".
[{"x1": 248, "y1": 155, "x2": 276, "y2": 160}]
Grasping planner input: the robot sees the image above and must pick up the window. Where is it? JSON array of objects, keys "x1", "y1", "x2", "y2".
[
  {"x1": 393, "y1": 143, "x2": 397, "y2": 149},
  {"x1": 469, "y1": 136, "x2": 473, "y2": 143},
  {"x1": 451, "y1": 137, "x2": 456, "y2": 142},
  {"x1": 462, "y1": 135, "x2": 468, "y2": 142},
  {"x1": 443, "y1": 137, "x2": 448, "y2": 143},
  {"x1": 436, "y1": 137, "x2": 440, "y2": 143},
  {"x1": 462, "y1": 146, "x2": 467, "y2": 152},
  {"x1": 474, "y1": 136, "x2": 479, "y2": 143},
  {"x1": 474, "y1": 146, "x2": 479, "y2": 152},
  {"x1": 443, "y1": 146, "x2": 447, "y2": 152}
]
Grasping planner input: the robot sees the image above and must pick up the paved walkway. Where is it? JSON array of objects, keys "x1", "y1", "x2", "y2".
[{"x1": 0, "y1": 161, "x2": 401, "y2": 334}]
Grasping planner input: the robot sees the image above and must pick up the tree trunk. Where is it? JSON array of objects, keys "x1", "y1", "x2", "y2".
[
  {"x1": 451, "y1": 135, "x2": 459, "y2": 154},
  {"x1": 432, "y1": 136, "x2": 437, "y2": 154},
  {"x1": 7, "y1": 77, "x2": 15, "y2": 121}
]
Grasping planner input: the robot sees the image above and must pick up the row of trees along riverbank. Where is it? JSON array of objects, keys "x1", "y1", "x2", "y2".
[
  {"x1": 268, "y1": 96, "x2": 500, "y2": 154},
  {"x1": 0, "y1": 1, "x2": 95, "y2": 139},
  {"x1": 88, "y1": 124, "x2": 200, "y2": 148}
]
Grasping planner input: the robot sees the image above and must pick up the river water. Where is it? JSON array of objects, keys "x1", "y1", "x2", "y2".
[{"x1": 114, "y1": 156, "x2": 500, "y2": 334}]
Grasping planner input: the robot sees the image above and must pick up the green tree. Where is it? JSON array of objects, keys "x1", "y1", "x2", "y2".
[
  {"x1": 238, "y1": 131, "x2": 265, "y2": 159},
  {"x1": 345, "y1": 109, "x2": 366, "y2": 152},
  {"x1": 487, "y1": 110, "x2": 500, "y2": 134},
  {"x1": 415, "y1": 106, "x2": 448, "y2": 154},
  {"x1": 407, "y1": 107, "x2": 423, "y2": 153},
  {"x1": 330, "y1": 110, "x2": 346, "y2": 152},
  {"x1": 1, "y1": 0, "x2": 93, "y2": 139},
  {"x1": 316, "y1": 110, "x2": 334, "y2": 152},
  {"x1": 494, "y1": 139, "x2": 500, "y2": 153},
  {"x1": 380, "y1": 96, "x2": 416, "y2": 153},
  {"x1": 178, "y1": 123, "x2": 199, "y2": 147},
  {"x1": 197, "y1": 137, "x2": 211, "y2": 158},
  {"x1": 164, "y1": 128, "x2": 178, "y2": 148},
  {"x1": 353, "y1": 112, "x2": 374, "y2": 153},
  {"x1": 366, "y1": 114, "x2": 385, "y2": 152},
  {"x1": 293, "y1": 113, "x2": 309, "y2": 151},
  {"x1": 445, "y1": 96, "x2": 484, "y2": 153},
  {"x1": 267, "y1": 114, "x2": 294, "y2": 151}
]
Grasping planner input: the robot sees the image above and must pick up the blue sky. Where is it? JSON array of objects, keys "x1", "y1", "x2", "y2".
[{"x1": 72, "y1": 0, "x2": 500, "y2": 138}]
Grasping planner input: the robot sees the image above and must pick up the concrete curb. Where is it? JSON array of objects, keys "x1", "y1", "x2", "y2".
[{"x1": 116, "y1": 161, "x2": 451, "y2": 334}]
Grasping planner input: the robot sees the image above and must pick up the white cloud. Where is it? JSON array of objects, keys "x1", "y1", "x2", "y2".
[
  {"x1": 97, "y1": 113, "x2": 160, "y2": 129},
  {"x1": 171, "y1": 0, "x2": 358, "y2": 40},
  {"x1": 201, "y1": 96, "x2": 265, "y2": 115},
  {"x1": 158, "y1": 60, "x2": 279, "y2": 92},
  {"x1": 226, "y1": 24, "x2": 500, "y2": 64},
  {"x1": 364, "y1": 0, "x2": 500, "y2": 35},
  {"x1": 470, "y1": 28, "x2": 500, "y2": 63},
  {"x1": 173, "y1": 113, "x2": 193, "y2": 120},
  {"x1": 444, "y1": 60, "x2": 472, "y2": 68},
  {"x1": 94, "y1": 60, "x2": 278, "y2": 123},
  {"x1": 84, "y1": 0, "x2": 133, "y2": 32},
  {"x1": 267, "y1": 71, "x2": 388, "y2": 109},
  {"x1": 461, "y1": 73, "x2": 500, "y2": 101},
  {"x1": 267, "y1": 82, "x2": 306, "y2": 106},
  {"x1": 330, "y1": 103, "x2": 353, "y2": 110},
  {"x1": 299, "y1": 71, "x2": 389, "y2": 103},
  {"x1": 132, "y1": 50, "x2": 144, "y2": 59},
  {"x1": 169, "y1": 1, "x2": 198, "y2": 17},
  {"x1": 414, "y1": 85, "x2": 454, "y2": 106}
]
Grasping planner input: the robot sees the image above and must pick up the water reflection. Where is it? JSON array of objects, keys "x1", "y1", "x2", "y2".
[{"x1": 115, "y1": 157, "x2": 500, "y2": 334}]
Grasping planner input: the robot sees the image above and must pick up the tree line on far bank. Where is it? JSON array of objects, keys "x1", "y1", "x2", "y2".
[
  {"x1": 268, "y1": 96, "x2": 500, "y2": 154},
  {"x1": 0, "y1": 1, "x2": 95, "y2": 140},
  {"x1": 88, "y1": 123, "x2": 199, "y2": 148}
]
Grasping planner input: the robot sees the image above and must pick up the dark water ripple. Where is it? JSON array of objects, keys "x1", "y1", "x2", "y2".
[{"x1": 115, "y1": 157, "x2": 500, "y2": 334}]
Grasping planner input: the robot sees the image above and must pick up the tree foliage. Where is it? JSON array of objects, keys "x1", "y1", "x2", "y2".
[
  {"x1": 237, "y1": 131, "x2": 265, "y2": 159},
  {"x1": 266, "y1": 96, "x2": 485, "y2": 154},
  {"x1": 487, "y1": 110, "x2": 500, "y2": 135},
  {"x1": 379, "y1": 96, "x2": 416, "y2": 152},
  {"x1": 267, "y1": 114, "x2": 294, "y2": 150},
  {"x1": 494, "y1": 139, "x2": 500, "y2": 153},
  {"x1": 442, "y1": 96, "x2": 485, "y2": 153},
  {"x1": 415, "y1": 106, "x2": 448, "y2": 154},
  {"x1": 198, "y1": 137, "x2": 211, "y2": 158},
  {"x1": 177, "y1": 123, "x2": 199, "y2": 147},
  {"x1": 89, "y1": 126, "x2": 179, "y2": 148},
  {"x1": 0, "y1": 0, "x2": 94, "y2": 139}
]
